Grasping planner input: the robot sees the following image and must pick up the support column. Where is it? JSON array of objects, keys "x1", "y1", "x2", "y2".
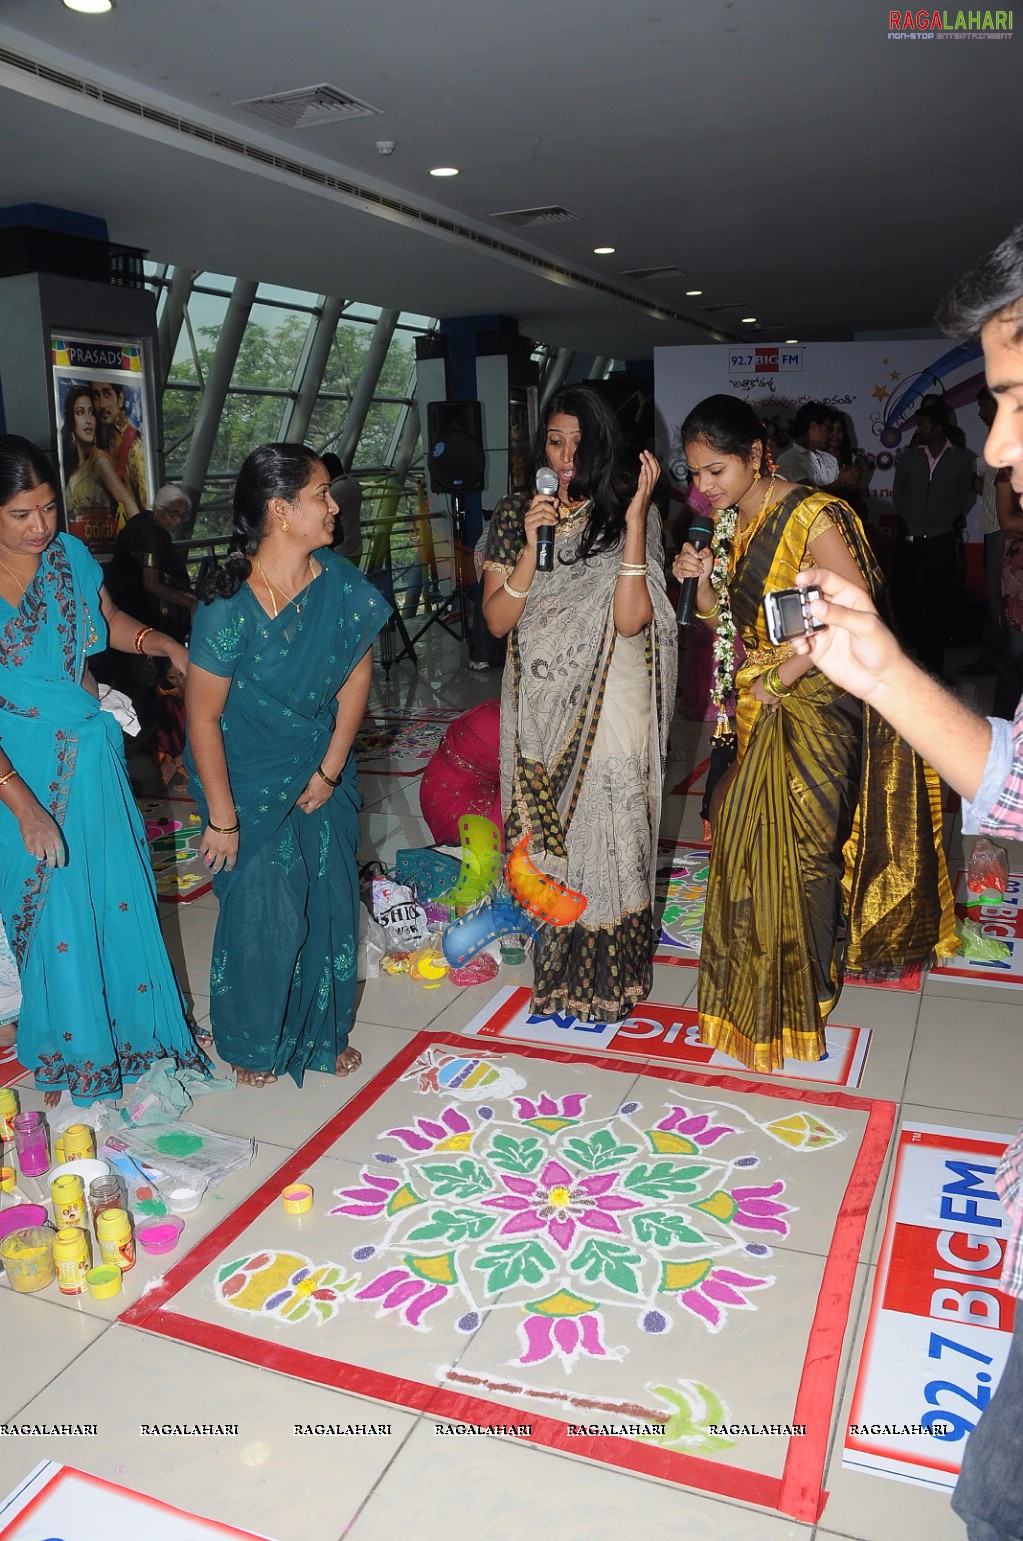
[
  {"x1": 540, "y1": 347, "x2": 574, "y2": 407},
  {"x1": 156, "y1": 265, "x2": 196, "y2": 389},
  {"x1": 337, "y1": 308, "x2": 399, "y2": 468},
  {"x1": 278, "y1": 296, "x2": 344, "y2": 445},
  {"x1": 178, "y1": 277, "x2": 257, "y2": 514}
]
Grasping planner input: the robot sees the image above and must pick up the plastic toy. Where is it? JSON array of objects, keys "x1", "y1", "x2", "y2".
[
  {"x1": 442, "y1": 892, "x2": 539, "y2": 968},
  {"x1": 505, "y1": 834, "x2": 587, "y2": 925},
  {"x1": 442, "y1": 816, "x2": 503, "y2": 907}
]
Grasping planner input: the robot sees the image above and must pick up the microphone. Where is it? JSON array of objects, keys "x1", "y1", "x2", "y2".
[
  {"x1": 535, "y1": 466, "x2": 559, "y2": 572},
  {"x1": 676, "y1": 488, "x2": 715, "y2": 626}
]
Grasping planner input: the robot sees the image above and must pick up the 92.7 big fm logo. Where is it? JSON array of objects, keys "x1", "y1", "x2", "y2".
[{"x1": 728, "y1": 346, "x2": 804, "y2": 374}]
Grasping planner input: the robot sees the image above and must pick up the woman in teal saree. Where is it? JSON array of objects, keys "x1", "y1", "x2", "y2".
[
  {"x1": 186, "y1": 444, "x2": 388, "y2": 1087},
  {"x1": 0, "y1": 436, "x2": 209, "y2": 1104}
]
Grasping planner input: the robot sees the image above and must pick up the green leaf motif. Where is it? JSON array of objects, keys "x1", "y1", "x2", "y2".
[
  {"x1": 473, "y1": 1240, "x2": 556, "y2": 1293},
  {"x1": 623, "y1": 1161, "x2": 709, "y2": 1200},
  {"x1": 407, "y1": 1207, "x2": 499, "y2": 1244},
  {"x1": 632, "y1": 1210, "x2": 707, "y2": 1248},
  {"x1": 643, "y1": 1382, "x2": 736, "y2": 1453},
  {"x1": 485, "y1": 1133, "x2": 545, "y2": 1175},
  {"x1": 560, "y1": 1130, "x2": 640, "y2": 1171},
  {"x1": 569, "y1": 1237, "x2": 643, "y2": 1295},
  {"x1": 420, "y1": 1160, "x2": 494, "y2": 1199}
]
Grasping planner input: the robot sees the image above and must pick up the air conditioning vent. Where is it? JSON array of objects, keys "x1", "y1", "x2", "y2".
[
  {"x1": 234, "y1": 85, "x2": 381, "y2": 130},
  {"x1": 490, "y1": 206, "x2": 580, "y2": 227},
  {"x1": 621, "y1": 266, "x2": 686, "y2": 280}
]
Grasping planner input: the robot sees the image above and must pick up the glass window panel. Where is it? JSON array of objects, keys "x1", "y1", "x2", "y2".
[
  {"x1": 169, "y1": 291, "x2": 230, "y2": 378},
  {"x1": 207, "y1": 389, "x2": 291, "y2": 476},
  {"x1": 162, "y1": 386, "x2": 201, "y2": 475},
  {"x1": 256, "y1": 282, "x2": 321, "y2": 309},
  {"x1": 357, "y1": 400, "x2": 404, "y2": 468},
  {"x1": 228, "y1": 304, "x2": 312, "y2": 391}
]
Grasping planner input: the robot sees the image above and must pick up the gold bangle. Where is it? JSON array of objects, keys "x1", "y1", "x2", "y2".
[
  {"x1": 694, "y1": 601, "x2": 720, "y2": 620},
  {"x1": 0, "y1": 769, "x2": 18, "y2": 790},
  {"x1": 134, "y1": 626, "x2": 154, "y2": 655},
  {"x1": 207, "y1": 819, "x2": 240, "y2": 834},
  {"x1": 618, "y1": 564, "x2": 648, "y2": 576},
  {"x1": 762, "y1": 666, "x2": 792, "y2": 699},
  {"x1": 503, "y1": 577, "x2": 531, "y2": 601},
  {"x1": 315, "y1": 765, "x2": 341, "y2": 788}
]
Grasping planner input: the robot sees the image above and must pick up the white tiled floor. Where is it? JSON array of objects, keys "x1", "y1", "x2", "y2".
[{"x1": 2, "y1": 625, "x2": 1021, "y2": 1541}]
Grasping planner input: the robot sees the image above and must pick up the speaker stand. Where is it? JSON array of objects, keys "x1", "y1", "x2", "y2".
[{"x1": 411, "y1": 493, "x2": 472, "y2": 651}]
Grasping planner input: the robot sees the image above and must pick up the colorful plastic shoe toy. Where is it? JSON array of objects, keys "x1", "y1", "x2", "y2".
[
  {"x1": 505, "y1": 834, "x2": 587, "y2": 926},
  {"x1": 441, "y1": 816, "x2": 503, "y2": 908},
  {"x1": 442, "y1": 893, "x2": 539, "y2": 969}
]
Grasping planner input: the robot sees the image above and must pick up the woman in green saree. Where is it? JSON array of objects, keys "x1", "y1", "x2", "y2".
[
  {"x1": 185, "y1": 444, "x2": 388, "y2": 1087},
  {"x1": 673, "y1": 396, "x2": 957, "y2": 1073}
]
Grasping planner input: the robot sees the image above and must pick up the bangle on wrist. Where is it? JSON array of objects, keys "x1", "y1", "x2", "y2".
[
  {"x1": 694, "y1": 599, "x2": 720, "y2": 620},
  {"x1": 762, "y1": 666, "x2": 792, "y2": 700},
  {"x1": 134, "y1": 626, "x2": 154, "y2": 655},
  {"x1": 0, "y1": 769, "x2": 18, "y2": 790},
  {"x1": 618, "y1": 563, "x2": 648, "y2": 577},
  {"x1": 207, "y1": 819, "x2": 240, "y2": 834},
  {"x1": 503, "y1": 577, "x2": 531, "y2": 601},
  {"x1": 315, "y1": 764, "x2": 341, "y2": 788}
]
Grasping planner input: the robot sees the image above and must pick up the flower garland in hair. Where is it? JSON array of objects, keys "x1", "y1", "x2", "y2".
[{"x1": 708, "y1": 503, "x2": 739, "y2": 738}]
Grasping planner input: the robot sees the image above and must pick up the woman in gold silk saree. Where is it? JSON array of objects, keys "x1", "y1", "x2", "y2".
[{"x1": 674, "y1": 397, "x2": 957, "y2": 1073}]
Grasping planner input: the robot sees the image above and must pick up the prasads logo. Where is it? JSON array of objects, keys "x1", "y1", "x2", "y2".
[{"x1": 888, "y1": 9, "x2": 1013, "y2": 38}]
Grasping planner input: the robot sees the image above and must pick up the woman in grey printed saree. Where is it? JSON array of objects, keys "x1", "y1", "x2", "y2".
[{"x1": 483, "y1": 388, "x2": 677, "y2": 1023}]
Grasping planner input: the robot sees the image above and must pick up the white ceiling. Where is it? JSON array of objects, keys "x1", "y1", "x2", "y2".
[{"x1": 0, "y1": 1, "x2": 1018, "y2": 359}]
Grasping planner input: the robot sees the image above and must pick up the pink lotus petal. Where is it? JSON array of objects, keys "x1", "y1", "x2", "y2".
[
  {"x1": 591, "y1": 1194, "x2": 643, "y2": 1212},
  {"x1": 552, "y1": 1317, "x2": 582, "y2": 1352},
  {"x1": 417, "y1": 1119, "x2": 450, "y2": 1140},
  {"x1": 679, "y1": 1287, "x2": 722, "y2": 1329},
  {"x1": 578, "y1": 1315, "x2": 607, "y2": 1356},
  {"x1": 405, "y1": 1284, "x2": 447, "y2": 1326},
  {"x1": 733, "y1": 1180, "x2": 786, "y2": 1202},
  {"x1": 512, "y1": 1097, "x2": 538, "y2": 1120},
  {"x1": 547, "y1": 1215, "x2": 576, "y2": 1251},
  {"x1": 519, "y1": 1315, "x2": 555, "y2": 1364},
  {"x1": 499, "y1": 1210, "x2": 545, "y2": 1235},
  {"x1": 575, "y1": 1173, "x2": 618, "y2": 1196},
  {"x1": 735, "y1": 1212, "x2": 789, "y2": 1235},
  {"x1": 701, "y1": 1278, "x2": 748, "y2": 1307},
  {"x1": 540, "y1": 1159, "x2": 573, "y2": 1188},
  {"x1": 500, "y1": 1175, "x2": 539, "y2": 1198},
  {"x1": 328, "y1": 1200, "x2": 387, "y2": 1218},
  {"x1": 712, "y1": 1268, "x2": 766, "y2": 1289},
  {"x1": 385, "y1": 1128, "x2": 431, "y2": 1150},
  {"x1": 738, "y1": 1198, "x2": 788, "y2": 1216},
  {"x1": 537, "y1": 1094, "x2": 559, "y2": 1116},
  {"x1": 382, "y1": 1279, "x2": 426, "y2": 1310},
  {"x1": 695, "y1": 1124, "x2": 735, "y2": 1145},
  {"x1": 577, "y1": 1208, "x2": 622, "y2": 1236},
  {"x1": 482, "y1": 1194, "x2": 531, "y2": 1213},
  {"x1": 355, "y1": 1268, "x2": 408, "y2": 1300},
  {"x1": 441, "y1": 1108, "x2": 471, "y2": 1133},
  {"x1": 561, "y1": 1093, "x2": 587, "y2": 1117}
]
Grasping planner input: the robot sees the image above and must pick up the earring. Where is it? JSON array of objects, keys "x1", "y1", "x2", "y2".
[{"x1": 280, "y1": 519, "x2": 290, "y2": 531}]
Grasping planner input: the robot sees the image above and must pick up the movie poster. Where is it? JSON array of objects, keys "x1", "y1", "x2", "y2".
[{"x1": 51, "y1": 332, "x2": 155, "y2": 555}]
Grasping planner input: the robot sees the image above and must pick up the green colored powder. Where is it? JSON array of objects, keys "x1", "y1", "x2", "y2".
[{"x1": 154, "y1": 1132, "x2": 203, "y2": 1156}]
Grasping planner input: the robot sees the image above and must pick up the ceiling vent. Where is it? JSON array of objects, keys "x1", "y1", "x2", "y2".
[
  {"x1": 490, "y1": 206, "x2": 580, "y2": 227},
  {"x1": 621, "y1": 266, "x2": 686, "y2": 281},
  {"x1": 234, "y1": 85, "x2": 381, "y2": 130}
]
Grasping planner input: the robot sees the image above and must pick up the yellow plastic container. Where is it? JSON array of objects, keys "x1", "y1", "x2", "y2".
[
  {"x1": 50, "y1": 1172, "x2": 86, "y2": 1229},
  {"x1": 0, "y1": 1166, "x2": 16, "y2": 1194},
  {"x1": 52, "y1": 1225, "x2": 91, "y2": 1295},
  {"x1": 86, "y1": 1263, "x2": 122, "y2": 1300},
  {"x1": 62, "y1": 1124, "x2": 96, "y2": 1161},
  {"x1": 0, "y1": 1226, "x2": 55, "y2": 1293},
  {"x1": 0, "y1": 1087, "x2": 17, "y2": 1142},
  {"x1": 95, "y1": 1207, "x2": 135, "y2": 1271}
]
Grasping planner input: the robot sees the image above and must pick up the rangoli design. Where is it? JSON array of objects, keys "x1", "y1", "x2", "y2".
[
  {"x1": 355, "y1": 717, "x2": 447, "y2": 769},
  {"x1": 213, "y1": 1051, "x2": 845, "y2": 1454},
  {"x1": 655, "y1": 842, "x2": 710, "y2": 961},
  {"x1": 139, "y1": 796, "x2": 211, "y2": 902}
]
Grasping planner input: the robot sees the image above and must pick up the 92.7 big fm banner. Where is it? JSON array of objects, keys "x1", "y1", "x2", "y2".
[{"x1": 654, "y1": 338, "x2": 987, "y2": 539}]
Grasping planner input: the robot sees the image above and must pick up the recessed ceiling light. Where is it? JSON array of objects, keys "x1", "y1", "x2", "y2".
[
  {"x1": 786, "y1": 338, "x2": 799, "y2": 344},
  {"x1": 593, "y1": 246, "x2": 616, "y2": 255},
  {"x1": 429, "y1": 166, "x2": 459, "y2": 177},
  {"x1": 741, "y1": 316, "x2": 757, "y2": 324},
  {"x1": 63, "y1": 0, "x2": 113, "y2": 11},
  {"x1": 685, "y1": 289, "x2": 703, "y2": 297}
]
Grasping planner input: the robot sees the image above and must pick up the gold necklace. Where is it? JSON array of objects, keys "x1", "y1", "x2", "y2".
[
  {"x1": 733, "y1": 476, "x2": 779, "y2": 560},
  {"x1": 254, "y1": 555, "x2": 315, "y2": 619},
  {"x1": 0, "y1": 555, "x2": 32, "y2": 597}
]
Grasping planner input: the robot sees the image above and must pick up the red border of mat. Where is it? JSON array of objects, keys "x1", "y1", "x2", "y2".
[
  {"x1": 121, "y1": 1031, "x2": 895, "y2": 1524},
  {"x1": 1, "y1": 1464, "x2": 266, "y2": 1538}
]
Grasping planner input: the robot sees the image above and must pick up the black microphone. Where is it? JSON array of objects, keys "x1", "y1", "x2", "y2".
[
  {"x1": 535, "y1": 466, "x2": 558, "y2": 572},
  {"x1": 676, "y1": 511, "x2": 715, "y2": 626}
]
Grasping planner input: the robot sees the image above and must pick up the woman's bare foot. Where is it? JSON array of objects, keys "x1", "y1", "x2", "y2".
[
  {"x1": 43, "y1": 1090, "x2": 61, "y2": 1108},
  {"x1": 233, "y1": 1065, "x2": 277, "y2": 1088},
  {"x1": 335, "y1": 1045, "x2": 362, "y2": 1076},
  {"x1": 0, "y1": 1021, "x2": 16, "y2": 1049}
]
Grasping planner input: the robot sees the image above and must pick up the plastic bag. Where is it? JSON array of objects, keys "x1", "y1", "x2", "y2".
[
  {"x1": 966, "y1": 837, "x2": 1009, "y2": 907},
  {"x1": 956, "y1": 916, "x2": 1012, "y2": 962},
  {"x1": 119, "y1": 1058, "x2": 235, "y2": 1126},
  {"x1": 371, "y1": 876, "x2": 429, "y2": 952}
]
